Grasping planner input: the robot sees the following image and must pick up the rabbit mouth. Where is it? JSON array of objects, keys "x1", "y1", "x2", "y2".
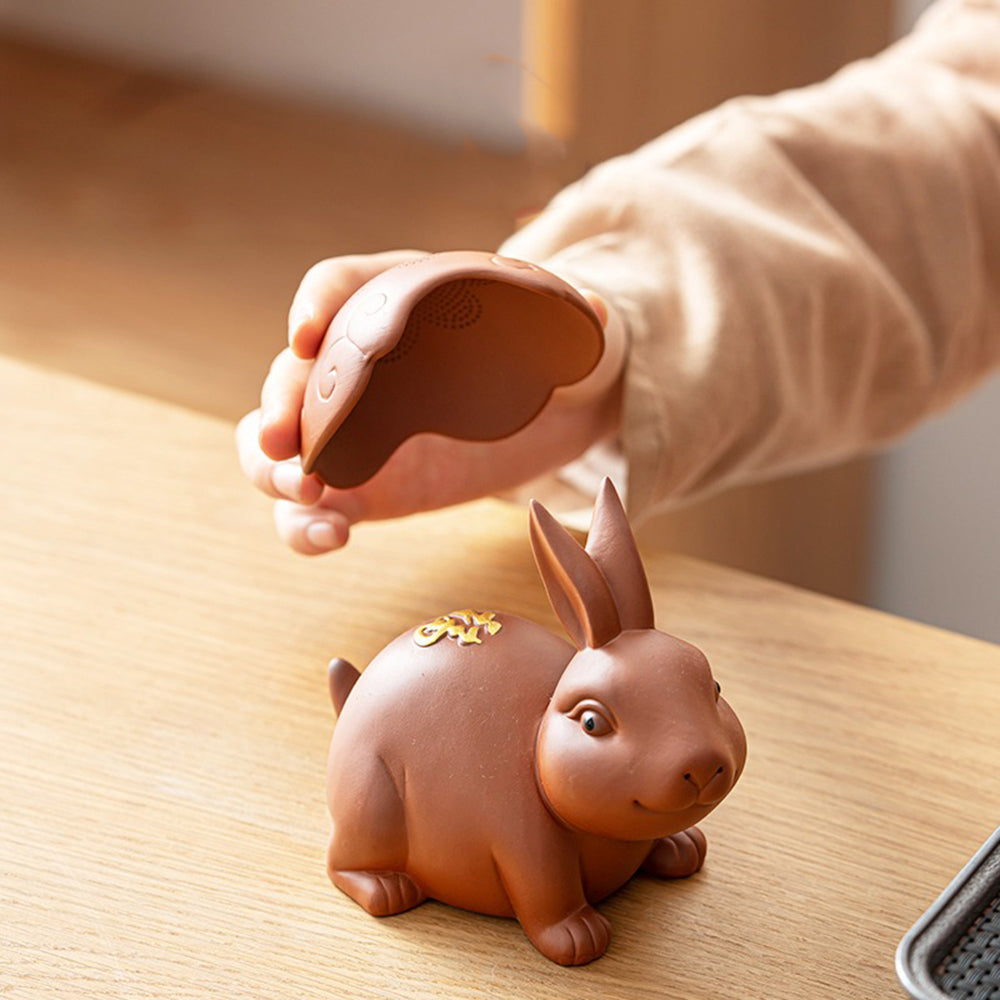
[
  {"x1": 634, "y1": 786, "x2": 728, "y2": 814},
  {"x1": 633, "y1": 799, "x2": 691, "y2": 816}
]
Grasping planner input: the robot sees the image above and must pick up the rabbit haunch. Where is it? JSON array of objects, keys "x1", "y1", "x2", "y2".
[{"x1": 324, "y1": 479, "x2": 746, "y2": 966}]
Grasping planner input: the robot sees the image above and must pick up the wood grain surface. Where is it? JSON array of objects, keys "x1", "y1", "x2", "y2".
[{"x1": 2, "y1": 355, "x2": 999, "y2": 998}]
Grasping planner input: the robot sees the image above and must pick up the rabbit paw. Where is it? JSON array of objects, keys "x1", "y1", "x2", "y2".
[
  {"x1": 331, "y1": 869, "x2": 426, "y2": 916},
  {"x1": 532, "y1": 905, "x2": 611, "y2": 966},
  {"x1": 641, "y1": 826, "x2": 707, "y2": 879}
]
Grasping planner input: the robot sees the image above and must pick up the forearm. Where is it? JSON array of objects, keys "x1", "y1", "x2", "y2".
[{"x1": 501, "y1": 0, "x2": 1000, "y2": 520}]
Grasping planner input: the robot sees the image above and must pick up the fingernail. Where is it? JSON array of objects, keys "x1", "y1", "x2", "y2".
[
  {"x1": 272, "y1": 463, "x2": 303, "y2": 499},
  {"x1": 306, "y1": 520, "x2": 338, "y2": 550}
]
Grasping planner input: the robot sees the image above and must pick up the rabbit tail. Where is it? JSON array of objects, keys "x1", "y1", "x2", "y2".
[{"x1": 328, "y1": 658, "x2": 361, "y2": 715}]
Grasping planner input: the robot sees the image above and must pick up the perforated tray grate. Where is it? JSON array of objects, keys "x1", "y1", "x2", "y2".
[
  {"x1": 898, "y1": 829, "x2": 1000, "y2": 1000},
  {"x1": 935, "y1": 895, "x2": 1000, "y2": 999}
]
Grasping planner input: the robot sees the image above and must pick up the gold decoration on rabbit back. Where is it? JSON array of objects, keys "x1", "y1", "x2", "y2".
[{"x1": 413, "y1": 610, "x2": 502, "y2": 647}]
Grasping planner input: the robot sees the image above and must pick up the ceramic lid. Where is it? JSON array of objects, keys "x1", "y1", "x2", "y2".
[{"x1": 299, "y1": 251, "x2": 604, "y2": 488}]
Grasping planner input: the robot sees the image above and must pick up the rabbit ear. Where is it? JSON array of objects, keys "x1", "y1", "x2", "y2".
[
  {"x1": 529, "y1": 500, "x2": 622, "y2": 649},
  {"x1": 585, "y1": 478, "x2": 655, "y2": 631}
]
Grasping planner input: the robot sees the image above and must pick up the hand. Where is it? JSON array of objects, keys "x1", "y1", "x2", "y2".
[{"x1": 236, "y1": 250, "x2": 626, "y2": 554}]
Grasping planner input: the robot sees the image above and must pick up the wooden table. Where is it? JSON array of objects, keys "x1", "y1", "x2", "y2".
[{"x1": 3, "y1": 354, "x2": 999, "y2": 999}]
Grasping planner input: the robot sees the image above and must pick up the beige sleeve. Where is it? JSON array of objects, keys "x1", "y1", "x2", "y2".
[{"x1": 500, "y1": 0, "x2": 1000, "y2": 522}]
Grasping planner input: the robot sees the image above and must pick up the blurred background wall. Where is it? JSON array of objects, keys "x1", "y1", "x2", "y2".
[
  {"x1": 0, "y1": 0, "x2": 525, "y2": 149},
  {"x1": 1, "y1": 0, "x2": 996, "y2": 641}
]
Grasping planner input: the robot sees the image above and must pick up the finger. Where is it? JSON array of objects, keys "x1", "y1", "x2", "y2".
[
  {"x1": 288, "y1": 249, "x2": 429, "y2": 359},
  {"x1": 270, "y1": 461, "x2": 324, "y2": 505},
  {"x1": 579, "y1": 288, "x2": 608, "y2": 327},
  {"x1": 274, "y1": 500, "x2": 352, "y2": 555},
  {"x1": 258, "y1": 348, "x2": 313, "y2": 460},
  {"x1": 235, "y1": 411, "x2": 325, "y2": 504},
  {"x1": 550, "y1": 288, "x2": 626, "y2": 409},
  {"x1": 236, "y1": 409, "x2": 285, "y2": 498}
]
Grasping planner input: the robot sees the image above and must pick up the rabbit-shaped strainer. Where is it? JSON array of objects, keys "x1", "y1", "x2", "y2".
[{"x1": 325, "y1": 479, "x2": 746, "y2": 965}]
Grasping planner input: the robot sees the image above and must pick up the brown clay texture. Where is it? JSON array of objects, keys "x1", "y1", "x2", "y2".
[
  {"x1": 325, "y1": 480, "x2": 747, "y2": 966},
  {"x1": 300, "y1": 251, "x2": 604, "y2": 488}
]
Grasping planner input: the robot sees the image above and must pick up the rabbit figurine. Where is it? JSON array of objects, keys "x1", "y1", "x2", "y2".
[{"x1": 325, "y1": 479, "x2": 747, "y2": 966}]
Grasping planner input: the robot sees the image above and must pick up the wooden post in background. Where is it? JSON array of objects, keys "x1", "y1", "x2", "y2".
[{"x1": 524, "y1": 0, "x2": 893, "y2": 169}]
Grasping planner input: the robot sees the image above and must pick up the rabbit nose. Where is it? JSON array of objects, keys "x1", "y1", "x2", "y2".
[{"x1": 682, "y1": 757, "x2": 727, "y2": 794}]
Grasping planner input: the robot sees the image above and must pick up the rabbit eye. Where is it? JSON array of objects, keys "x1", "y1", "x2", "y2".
[
  {"x1": 566, "y1": 700, "x2": 615, "y2": 736},
  {"x1": 579, "y1": 709, "x2": 612, "y2": 737},
  {"x1": 714, "y1": 680, "x2": 722, "y2": 699}
]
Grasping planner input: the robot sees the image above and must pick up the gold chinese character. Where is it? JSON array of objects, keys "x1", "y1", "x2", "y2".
[{"x1": 413, "y1": 609, "x2": 502, "y2": 647}]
